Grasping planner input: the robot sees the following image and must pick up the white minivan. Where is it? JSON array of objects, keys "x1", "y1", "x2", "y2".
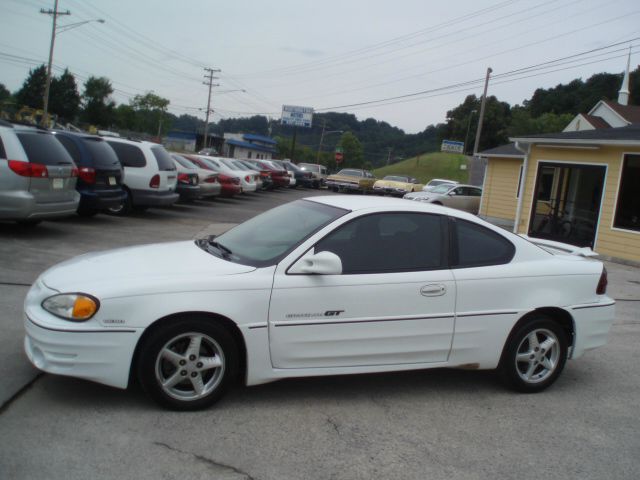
[{"x1": 105, "y1": 138, "x2": 179, "y2": 214}]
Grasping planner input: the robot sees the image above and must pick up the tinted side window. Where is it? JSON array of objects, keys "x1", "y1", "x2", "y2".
[
  {"x1": 316, "y1": 212, "x2": 445, "y2": 274},
  {"x1": 82, "y1": 138, "x2": 121, "y2": 169},
  {"x1": 107, "y1": 142, "x2": 146, "y2": 168},
  {"x1": 17, "y1": 132, "x2": 74, "y2": 165},
  {"x1": 0, "y1": 136, "x2": 6, "y2": 158},
  {"x1": 55, "y1": 135, "x2": 83, "y2": 164},
  {"x1": 453, "y1": 218, "x2": 515, "y2": 268},
  {"x1": 151, "y1": 146, "x2": 176, "y2": 171}
]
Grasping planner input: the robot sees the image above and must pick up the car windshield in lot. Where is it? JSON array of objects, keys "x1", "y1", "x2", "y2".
[
  {"x1": 17, "y1": 131, "x2": 74, "y2": 165},
  {"x1": 384, "y1": 175, "x2": 409, "y2": 182},
  {"x1": 431, "y1": 184, "x2": 453, "y2": 194},
  {"x1": 205, "y1": 199, "x2": 348, "y2": 267},
  {"x1": 338, "y1": 169, "x2": 363, "y2": 177}
]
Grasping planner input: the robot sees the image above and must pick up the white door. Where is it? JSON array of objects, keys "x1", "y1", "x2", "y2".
[{"x1": 269, "y1": 212, "x2": 456, "y2": 369}]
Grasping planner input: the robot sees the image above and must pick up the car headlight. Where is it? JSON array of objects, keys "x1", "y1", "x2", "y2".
[{"x1": 42, "y1": 293, "x2": 100, "y2": 321}]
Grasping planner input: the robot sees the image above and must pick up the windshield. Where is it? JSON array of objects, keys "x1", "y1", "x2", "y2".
[
  {"x1": 217, "y1": 158, "x2": 238, "y2": 170},
  {"x1": 172, "y1": 154, "x2": 197, "y2": 169},
  {"x1": 431, "y1": 184, "x2": 453, "y2": 194},
  {"x1": 384, "y1": 175, "x2": 408, "y2": 182},
  {"x1": 206, "y1": 200, "x2": 348, "y2": 267},
  {"x1": 338, "y1": 169, "x2": 362, "y2": 177},
  {"x1": 300, "y1": 164, "x2": 320, "y2": 173}
]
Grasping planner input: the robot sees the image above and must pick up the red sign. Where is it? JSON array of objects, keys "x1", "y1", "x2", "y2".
[{"x1": 335, "y1": 152, "x2": 343, "y2": 163}]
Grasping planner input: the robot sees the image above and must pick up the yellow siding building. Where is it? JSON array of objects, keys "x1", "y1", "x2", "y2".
[{"x1": 479, "y1": 126, "x2": 640, "y2": 264}]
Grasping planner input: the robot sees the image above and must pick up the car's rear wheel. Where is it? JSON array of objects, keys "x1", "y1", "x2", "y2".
[
  {"x1": 500, "y1": 316, "x2": 567, "y2": 393},
  {"x1": 107, "y1": 191, "x2": 131, "y2": 215},
  {"x1": 137, "y1": 319, "x2": 237, "y2": 410}
]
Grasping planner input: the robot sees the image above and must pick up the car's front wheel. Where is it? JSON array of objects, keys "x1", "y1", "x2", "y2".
[
  {"x1": 137, "y1": 318, "x2": 238, "y2": 410},
  {"x1": 500, "y1": 316, "x2": 568, "y2": 393}
]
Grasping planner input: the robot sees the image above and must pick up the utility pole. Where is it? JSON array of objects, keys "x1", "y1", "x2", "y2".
[
  {"x1": 464, "y1": 109, "x2": 477, "y2": 155},
  {"x1": 202, "y1": 67, "x2": 220, "y2": 150},
  {"x1": 40, "y1": 0, "x2": 70, "y2": 126},
  {"x1": 316, "y1": 119, "x2": 327, "y2": 163},
  {"x1": 472, "y1": 67, "x2": 492, "y2": 156},
  {"x1": 386, "y1": 147, "x2": 392, "y2": 166}
]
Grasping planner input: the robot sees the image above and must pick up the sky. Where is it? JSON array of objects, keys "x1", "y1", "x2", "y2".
[{"x1": 1, "y1": 0, "x2": 639, "y2": 133}]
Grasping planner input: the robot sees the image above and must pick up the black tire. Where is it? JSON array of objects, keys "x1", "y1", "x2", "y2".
[
  {"x1": 16, "y1": 219, "x2": 42, "y2": 227},
  {"x1": 107, "y1": 190, "x2": 132, "y2": 216},
  {"x1": 499, "y1": 316, "x2": 568, "y2": 393},
  {"x1": 77, "y1": 206, "x2": 98, "y2": 217},
  {"x1": 313, "y1": 181, "x2": 320, "y2": 189},
  {"x1": 137, "y1": 318, "x2": 238, "y2": 410}
]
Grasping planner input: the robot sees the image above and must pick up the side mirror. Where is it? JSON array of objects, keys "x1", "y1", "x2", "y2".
[
  {"x1": 289, "y1": 251, "x2": 342, "y2": 275},
  {"x1": 448, "y1": 191, "x2": 457, "y2": 196}
]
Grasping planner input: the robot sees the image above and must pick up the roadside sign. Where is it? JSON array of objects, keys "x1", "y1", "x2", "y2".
[
  {"x1": 441, "y1": 139, "x2": 465, "y2": 154},
  {"x1": 335, "y1": 146, "x2": 343, "y2": 163},
  {"x1": 281, "y1": 105, "x2": 314, "y2": 128}
]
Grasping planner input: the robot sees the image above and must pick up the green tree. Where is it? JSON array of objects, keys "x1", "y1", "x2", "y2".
[
  {"x1": 49, "y1": 68, "x2": 80, "y2": 121},
  {"x1": 113, "y1": 104, "x2": 136, "y2": 130},
  {"x1": 0, "y1": 83, "x2": 10, "y2": 103},
  {"x1": 129, "y1": 92, "x2": 171, "y2": 135},
  {"x1": 15, "y1": 65, "x2": 47, "y2": 109},
  {"x1": 338, "y1": 131, "x2": 363, "y2": 168},
  {"x1": 81, "y1": 76, "x2": 115, "y2": 127}
]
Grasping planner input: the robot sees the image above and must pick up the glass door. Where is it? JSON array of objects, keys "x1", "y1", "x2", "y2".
[{"x1": 528, "y1": 163, "x2": 605, "y2": 248}]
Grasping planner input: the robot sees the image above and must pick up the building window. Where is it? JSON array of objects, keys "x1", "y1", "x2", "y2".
[
  {"x1": 614, "y1": 154, "x2": 640, "y2": 232},
  {"x1": 248, "y1": 151, "x2": 252, "y2": 159}
]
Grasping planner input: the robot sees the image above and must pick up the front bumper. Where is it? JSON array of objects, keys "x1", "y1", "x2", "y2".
[
  {"x1": 373, "y1": 186, "x2": 408, "y2": 196},
  {"x1": 327, "y1": 181, "x2": 360, "y2": 191},
  {"x1": 24, "y1": 315, "x2": 142, "y2": 389}
]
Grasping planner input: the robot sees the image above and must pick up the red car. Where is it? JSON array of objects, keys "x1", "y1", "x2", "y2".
[
  {"x1": 251, "y1": 160, "x2": 290, "y2": 188},
  {"x1": 185, "y1": 155, "x2": 241, "y2": 197}
]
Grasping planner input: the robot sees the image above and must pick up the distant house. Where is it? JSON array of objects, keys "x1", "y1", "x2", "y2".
[
  {"x1": 223, "y1": 133, "x2": 277, "y2": 160},
  {"x1": 478, "y1": 54, "x2": 640, "y2": 263}
]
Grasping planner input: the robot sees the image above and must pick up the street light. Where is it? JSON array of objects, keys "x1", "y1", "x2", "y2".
[
  {"x1": 316, "y1": 120, "x2": 343, "y2": 162},
  {"x1": 56, "y1": 18, "x2": 105, "y2": 33},
  {"x1": 41, "y1": 0, "x2": 105, "y2": 125}
]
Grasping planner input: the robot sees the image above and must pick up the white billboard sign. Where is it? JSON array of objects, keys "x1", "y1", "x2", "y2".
[
  {"x1": 281, "y1": 105, "x2": 314, "y2": 128},
  {"x1": 441, "y1": 139, "x2": 465, "y2": 154}
]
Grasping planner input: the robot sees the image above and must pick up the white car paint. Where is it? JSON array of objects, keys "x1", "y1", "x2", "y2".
[{"x1": 23, "y1": 196, "x2": 614, "y2": 394}]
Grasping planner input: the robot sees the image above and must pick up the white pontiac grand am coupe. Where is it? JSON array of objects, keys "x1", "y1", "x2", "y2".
[{"x1": 23, "y1": 196, "x2": 615, "y2": 410}]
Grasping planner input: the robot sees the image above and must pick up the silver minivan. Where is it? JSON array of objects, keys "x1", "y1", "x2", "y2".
[{"x1": 0, "y1": 121, "x2": 79, "y2": 225}]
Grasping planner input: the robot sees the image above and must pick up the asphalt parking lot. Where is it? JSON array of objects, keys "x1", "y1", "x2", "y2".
[{"x1": 0, "y1": 188, "x2": 639, "y2": 480}]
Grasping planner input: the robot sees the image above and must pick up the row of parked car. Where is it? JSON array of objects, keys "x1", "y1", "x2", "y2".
[
  {"x1": 326, "y1": 168, "x2": 483, "y2": 214},
  {"x1": 0, "y1": 121, "x2": 330, "y2": 224}
]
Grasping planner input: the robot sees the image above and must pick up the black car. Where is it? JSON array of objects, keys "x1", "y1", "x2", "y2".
[
  {"x1": 53, "y1": 131, "x2": 126, "y2": 216},
  {"x1": 278, "y1": 160, "x2": 313, "y2": 188}
]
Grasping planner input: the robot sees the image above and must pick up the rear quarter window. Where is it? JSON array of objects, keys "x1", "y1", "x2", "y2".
[
  {"x1": 82, "y1": 138, "x2": 121, "y2": 169},
  {"x1": 0, "y1": 137, "x2": 6, "y2": 159},
  {"x1": 55, "y1": 135, "x2": 83, "y2": 164},
  {"x1": 17, "y1": 132, "x2": 74, "y2": 165},
  {"x1": 453, "y1": 218, "x2": 515, "y2": 268},
  {"x1": 151, "y1": 146, "x2": 176, "y2": 171},
  {"x1": 107, "y1": 141, "x2": 146, "y2": 168}
]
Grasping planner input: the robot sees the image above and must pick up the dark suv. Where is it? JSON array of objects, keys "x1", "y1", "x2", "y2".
[{"x1": 54, "y1": 131, "x2": 126, "y2": 216}]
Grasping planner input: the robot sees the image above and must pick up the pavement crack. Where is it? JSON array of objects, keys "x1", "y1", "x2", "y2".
[
  {"x1": 153, "y1": 441, "x2": 256, "y2": 480},
  {"x1": 0, "y1": 372, "x2": 43, "y2": 414},
  {"x1": 326, "y1": 416, "x2": 341, "y2": 435}
]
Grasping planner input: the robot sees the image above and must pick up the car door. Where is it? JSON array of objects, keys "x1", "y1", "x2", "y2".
[
  {"x1": 268, "y1": 211, "x2": 456, "y2": 369},
  {"x1": 443, "y1": 186, "x2": 469, "y2": 210}
]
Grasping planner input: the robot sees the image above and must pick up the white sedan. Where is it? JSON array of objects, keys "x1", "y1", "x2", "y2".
[{"x1": 23, "y1": 196, "x2": 614, "y2": 410}]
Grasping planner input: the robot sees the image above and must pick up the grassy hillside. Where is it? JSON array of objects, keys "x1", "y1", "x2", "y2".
[{"x1": 373, "y1": 152, "x2": 469, "y2": 183}]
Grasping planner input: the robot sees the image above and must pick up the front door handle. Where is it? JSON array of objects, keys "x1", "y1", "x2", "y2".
[{"x1": 420, "y1": 284, "x2": 446, "y2": 296}]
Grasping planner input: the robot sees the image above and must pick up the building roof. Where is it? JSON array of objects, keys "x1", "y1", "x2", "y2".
[
  {"x1": 478, "y1": 143, "x2": 524, "y2": 158},
  {"x1": 242, "y1": 133, "x2": 277, "y2": 145},
  {"x1": 226, "y1": 138, "x2": 276, "y2": 153},
  {"x1": 583, "y1": 114, "x2": 611, "y2": 129},
  {"x1": 511, "y1": 123, "x2": 640, "y2": 146},
  {"x1": 601, "y1": 100, "x2": 640, "y2": 124}
]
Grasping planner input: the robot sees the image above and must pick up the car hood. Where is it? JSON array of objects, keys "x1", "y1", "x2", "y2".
[{"x1": 40, "y1": 241, "x2": 256, "y2": 296}]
